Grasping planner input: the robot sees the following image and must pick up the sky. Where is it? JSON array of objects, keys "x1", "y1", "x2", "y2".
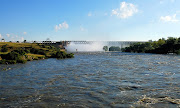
[{"x1": 0, "y1": 0, "x2": 180, "y2": 42}]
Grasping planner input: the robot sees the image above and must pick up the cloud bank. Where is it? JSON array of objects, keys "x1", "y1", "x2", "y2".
[
  {"x1": 55, "y1": 21, "x2": 69, "y2": 31},
  {"x1": 111, "y1": 2, "x2": 138, "y2": 19},
  {"x1": 160, "y1": 14, "x2": 179, "y2": 22}
]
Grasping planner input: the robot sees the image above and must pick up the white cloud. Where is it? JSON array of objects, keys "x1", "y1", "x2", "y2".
[
  {"x1": 0, "y1": 34, "x2": 2, "y2": 39},
  {"x1": 112, "y1": 9, "x2": 118, "y2": 15},
  {"x1": 6, "y1": 34, "x2": 10, "y2": 37},
  {"x1": 111, "y1": 2, "x2": 138, "y2": 19},
  {"x1": 55, "y1": 21, "x2": 69, "y2": 31},
  {"x1": 88, "y1": 12, "x2": 92, "y2": 17},
  {"x1": 23, "y1": 32, "x2": 27, "y2": 35},
  {"x1": 160, "y1": 14, "x2": 179, "y2": 22}
]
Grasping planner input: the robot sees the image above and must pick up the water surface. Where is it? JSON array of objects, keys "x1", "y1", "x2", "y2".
[{"x1": 0, "y1": 52, "x2": 180, "y2": 107}]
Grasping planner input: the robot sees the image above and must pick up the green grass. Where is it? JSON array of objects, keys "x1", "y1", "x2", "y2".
[
  {"x1": 0, "y1": 42, "x2": 73, "y2": 64},
  {"x1": 26, "y1": 53, "x2": 45, "y2": 57},
  {"x1": 26, "y1": 53, "x2": 45, "y2": 60},
  {"x1": 0, "y1": 52, "x2": 9, "y2": 54},
  {"x1": 0, "y1": 42, "x2": 50, "y2": 60},
  {"x1": 0, "y1": 42, "x2": 32, "y2": 47},
  {"x1": 0, "y1": 42, "x2": 54, "y2": 53}
]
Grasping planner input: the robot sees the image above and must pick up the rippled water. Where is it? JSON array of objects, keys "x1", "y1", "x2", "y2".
[{"x1": 0, "y1": 52, "x2": 180, "y2": 108}]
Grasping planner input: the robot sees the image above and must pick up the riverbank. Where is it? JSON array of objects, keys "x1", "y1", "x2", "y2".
[
  {"x1": 0, "y1": 42, "x2": 74, "y2": 64},
  {"x1": 122, "y1": 37, "x2": 180, "y2": 54}
]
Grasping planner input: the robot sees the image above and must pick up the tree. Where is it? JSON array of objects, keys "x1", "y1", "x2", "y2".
[
  {"x1": 24, "y1": 40, "x2": 27, "y2": 43},
  {"x1": 14, "y1": 49, "x2": 26, "y2": 55},
  {"x1": 52, "y1": 51, "x2": 66, "y2": 59},
  {"x1": 6, "y1": 51, "x2": 20, "y2": 60},
  {"x1": 103, "y1": 46, "x2": 108, "y2": 51},
  {"x1": 157, "y1": 38, "x2": 166, "y2": 46},
  {"x1": 1, "y1": 45, "x2": 8, "y2": 52},
  {"x1": 109, "y1": 46, "x2": 121, "y2": 51},
  {"x1": 166, "y1": 37, "x2": 177, "y2": 53},
  {"x1": 1, "y1": 38, "x2": 5, "y2": 42}
]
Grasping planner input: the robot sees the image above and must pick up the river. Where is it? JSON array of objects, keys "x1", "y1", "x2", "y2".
[{"x1": 0, "y1": 52, "x2": 180, "y2": 108}]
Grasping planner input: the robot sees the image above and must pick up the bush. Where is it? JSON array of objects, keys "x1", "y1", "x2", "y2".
[
  {"x1": 103, "y1": 46, "x2": 108, "y2": 51},
  {"x1": 56, "y1": 51, "x2": 66, "y2": 59},
  {"x1": 30, "y1": 48, "x2": 46, "y2": 55},
  {"x1": 16, "y1": 56, "x2": 27, "y2": 63},
  {"x1": 66, "y1": 53, "x2": 74, "y2": 58},
  {"x1": 25, "y1": 49, "x2": 30, "y2": 53},
  {"x1": 51, "y1": 51, "x2": 74, "y2": 59},
  {"x1": 26, "y1": 56, "x2": 33, "y2": 61},
  {"x1": 1, "y1": 45, "x2": 8, "y2": 52},
  {"x1": 0, "y1": 59, "x2": 6, "y2": 64},
  {"x1": 38, "y1": 56, "x2": 45, "y2": 59},
  {"x1": 109, "y1": 46, "x2": 121, "y2": 51},
  {"x1": 13, "y1": 49, "x2": 26, "y2": 55},
  {"x1": 0, "y1": 60, "x2": 17, "y2": 64},
  {"x1": 38, "y1": 50, "x2": 46, "y2": 55},
  {"x1": 17, "y1": 59, "x2": 27, "y2": 64},
  {"x1": 51, "y1": 51, "x2": 66, "y2": 59},
  {"x1": 33, "y1": 57, "x2": 39, "y2": 60},
  {"x1": 175, "y1": 49, "x2": 180, "y2": 55},
  {"x1": 6, "y1": 60, "x2": 17, "y2": 64},
  {"x1": 6, "y1": 51, "x2": 20, "y2": 60},
  {"x1": 41, "y1": 45, "x2": 46, "y2": 48}
]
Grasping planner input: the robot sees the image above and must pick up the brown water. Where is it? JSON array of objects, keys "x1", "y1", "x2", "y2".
[{"x1": 0, "y1": 52, "x2": 180, "y2": 108}]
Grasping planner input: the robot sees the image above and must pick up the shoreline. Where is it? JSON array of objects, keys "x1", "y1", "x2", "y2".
[{"x1": 0, "y1": 42, "x2": 74, "y2": 64}]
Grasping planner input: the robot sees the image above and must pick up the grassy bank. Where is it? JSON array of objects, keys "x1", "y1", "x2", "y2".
[{"x1": 0, "y1": 42, "x2": 74, "y2": 64}]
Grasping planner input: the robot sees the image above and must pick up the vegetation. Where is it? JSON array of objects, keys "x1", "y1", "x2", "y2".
[
  {"x1": 122, "y1": 37, "x2": 180, "y2": 54},
  {"x1": 0, "y1": 42, "x2": 74, "y2": 64},
  {"x1": 103, "y1": 46, "x2": 108, "y2": 51},
  {"x1": 109, "y1": 46, "x2": 121, "y2": 51},
  {"x1": 51, "y1": 51, "x2": 74, "y2": 59},
  {"x1": 1, "y1": 45, "x2": 8, "y2": 52}
]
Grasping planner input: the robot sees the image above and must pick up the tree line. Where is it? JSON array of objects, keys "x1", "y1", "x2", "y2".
[
  {"x1": 103, "y1": 46, "x2": 121, "y2": 51},
  {"x1": 121, "y1": 37, "x2": 180, "y2": 54}
]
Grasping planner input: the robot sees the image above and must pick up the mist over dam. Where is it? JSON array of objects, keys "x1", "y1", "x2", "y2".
[
  {"x1": 34, "y1": 40, "x2": 146, "y2": 52},
  {"x1": 63, "y1": 41, "x2": 146, "y2": 52}
]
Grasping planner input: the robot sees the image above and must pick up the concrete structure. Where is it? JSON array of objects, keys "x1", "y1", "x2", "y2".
[{"x1": 33, "y1": 40, "x2": 146, "y2": 49}]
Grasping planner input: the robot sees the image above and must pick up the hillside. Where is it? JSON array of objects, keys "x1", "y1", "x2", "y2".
[{"x1": 0, "y1": 42, "x2": 74, "y2": 64}]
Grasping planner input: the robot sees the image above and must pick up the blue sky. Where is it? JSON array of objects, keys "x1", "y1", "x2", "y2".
[{"x1": 0, "y1": 0, "x2": 180, "y2": 41}]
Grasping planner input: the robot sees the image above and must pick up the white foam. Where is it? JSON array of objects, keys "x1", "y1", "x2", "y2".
[{"x1": 65, "y1": 41, "x2": 107, "y2": 52}]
